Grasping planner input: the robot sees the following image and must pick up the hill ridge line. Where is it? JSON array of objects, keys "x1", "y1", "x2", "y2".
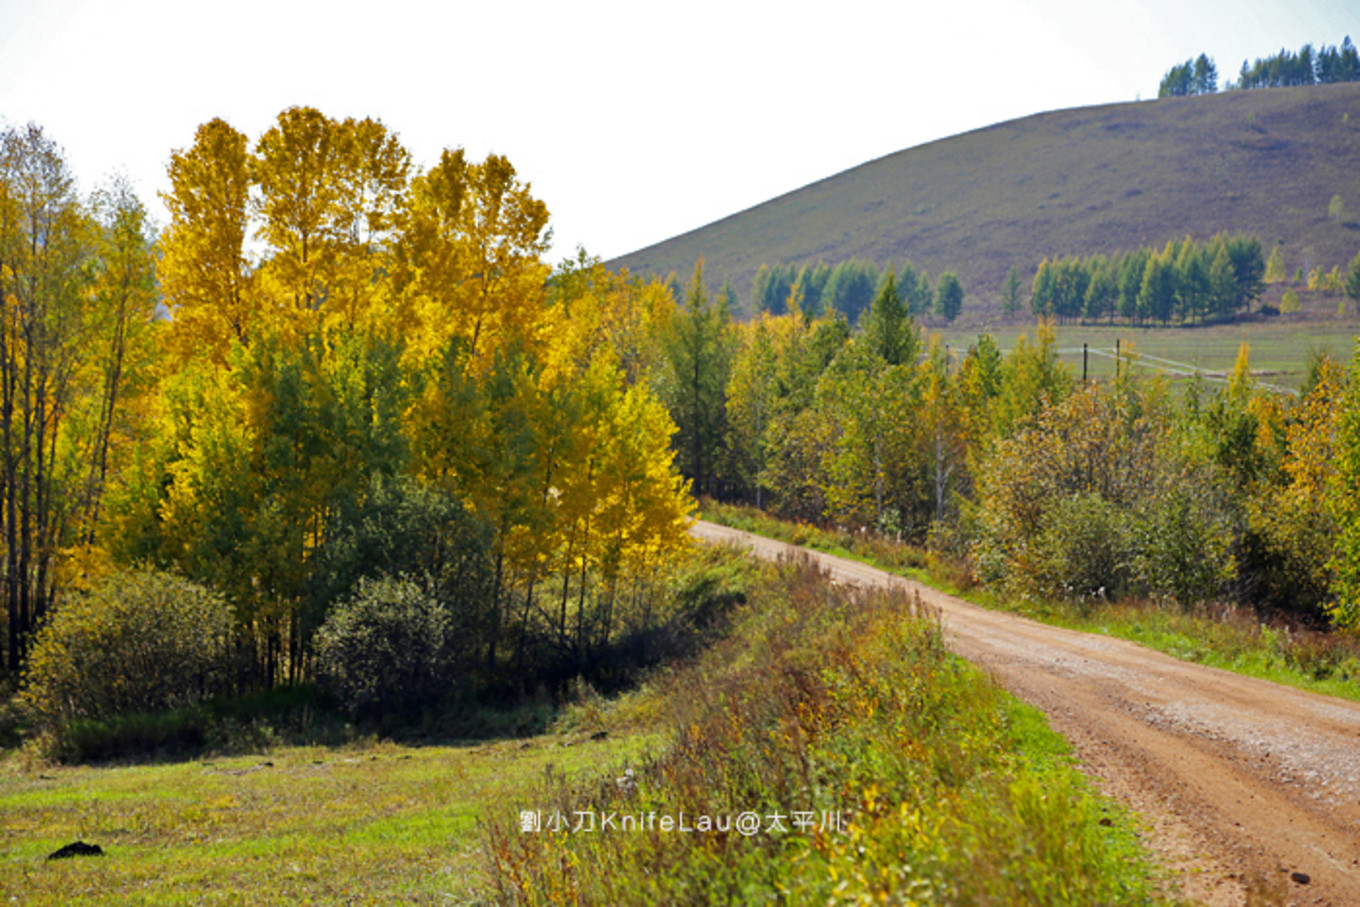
[{"x1": 611, "y1": 83, "x2": 1360, "y2": 325}]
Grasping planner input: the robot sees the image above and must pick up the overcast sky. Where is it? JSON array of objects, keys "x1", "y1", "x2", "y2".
[{"x1": 0, "y1": 0, "x2": 1355, "y2": 263}]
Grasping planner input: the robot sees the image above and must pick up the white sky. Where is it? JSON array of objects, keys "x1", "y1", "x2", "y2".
[{"x1": 0, "y1": 0, "x2": 1355, "y2": 263}]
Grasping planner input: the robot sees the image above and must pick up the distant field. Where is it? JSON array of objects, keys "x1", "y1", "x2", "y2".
[{"x1": 935, "y1": 314, "x2": 1359, "y2": 391}]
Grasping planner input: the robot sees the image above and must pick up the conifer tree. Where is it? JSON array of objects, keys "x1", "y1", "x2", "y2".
[
  {"x1": 935, "y1": 272, "x2": 964, "y2": 323},
  {"x1": 666, "y1": 261, "x2": 731, "y2": 495},
  {"x1": 860, "y1": 272, "x2": 916, "y2": 366},
  {"x1": 1002, "y1": 265, "x2": 1022, "y2": 317}
]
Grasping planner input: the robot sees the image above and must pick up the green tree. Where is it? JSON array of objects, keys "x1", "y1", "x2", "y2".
[
  {"x1": 758, "y1": 312, "x2": 849, "y2": 520},
  {"x1": 751, "y1": 263, "x2": 796, "y2": 315},
  {"x1": 935, "y1": 272, "x2": 964, "y2": 323},
  {"x1": 113, "y1": 332, "x2": 413, "y2": 686},
  {"x1": 990, "y1": 319, "x2": 1072, "y2": 438},
  {"x1": 919, "y1": 339, "x2": 964, "y2": 522},
  {"x1": 1193, "y1": 54, "x2": 1219, "y2": 93},
  {"x1": 1002, "y1": 265, "x2": 1023, "y2": 317},
  {"x1": 1175, "y1": 238, "x2": 1210, "y2": 322},
  {"x1": 666, "y1": 260, "x2": 731, "y2": 496},
  {"x1": 956, "y1": 334, "x2": 1004, "y2": 450},
  {"x1": 823, "y1": 259, "x2": 880, "y2": 323},
  {"x1": 1328, "y1": 341, "x2": 1360, "y2": 628},
  {"x1": 1225, "y1": 234, "x2": 1265, "y2": 309},
  {"x1": 1138, "y1": 246, "x2": 1177, "y2": 325},
  {"x1": 818, "y1": 343, "x2": 923, "y2": 530},
  {"x1": 726, "y1": 318, "x2": 780, "y2": 507},
  {"x1": 1118, "y1": 248, "x2": 1151, "y2": 322},
  {"x1": 1317, "y1": 36, "x2": 1360, "y2": 83},
  {"x1": 1050, "y1": 256, "x2": 1090, "y2": 323},
  {"x1": 792, "y1": 262, "x2": 831, "y2": 316},
  {"x1": 1159, "y1": 60, "x2": 1193, "y2": 97},
  {"x1": 1031, "y1": 258, "x2": 1055, "y2": 317},
  {"x1": 861, "y1": 272, "x2": 918, "y2": 365},
  {"x1": 1159, "y1": 57, "x2": 1218, "y2": 97},
  {"x1": 1084, "y1": 254, "x2": 1118, "y2": 323},
  {"x1": 1345, "y1": 249, "x2": 1360, "y2": 303},
  {"x1": 306, "y1": 474, "x2": 492, "y2": 633},
  {"x1": 898, "y1": 261, "x2": 932, "y2": 316},
  {"x1": 1207, "y1": 239, "x2": 1238, "y2": 317}
]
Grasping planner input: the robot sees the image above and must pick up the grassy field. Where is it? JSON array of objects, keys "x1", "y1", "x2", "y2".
[
  {"x1": 608, "y1": 82, "x2": 1360, "y2": 319},
  {"x1": 936, "y1": 314, "x2": 1359, "y2": 391},
  {"x1": 0, "y1": 548, "x2": 1173, "y2": 905},
  {"x1": 0, "y1": 726, "x2": 661, "y2": 904}
]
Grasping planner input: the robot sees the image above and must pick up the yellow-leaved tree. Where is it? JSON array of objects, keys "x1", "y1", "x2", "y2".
[
  {"x1": 159, "y1": 118, "x2": 254, "y2": 365},
  {"x1": 395, "y1": 149, "x2": 550, "y2": 365},
  {"x1": 117, "y1": 107, "x2": 692, "y2": 689},
  {"x1": 252, "y1": 108, "x2": 411, "y2": 340}
]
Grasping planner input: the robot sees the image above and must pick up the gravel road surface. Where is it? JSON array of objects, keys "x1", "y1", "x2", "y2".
[{"x1": 692, "y1": 520, "x2": 1360, "y2": 906}]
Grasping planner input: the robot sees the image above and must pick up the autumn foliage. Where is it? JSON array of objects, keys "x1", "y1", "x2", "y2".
[
  {"x1": 5, "y1": 108, "x2": 693, "y2": 698},
  {"x1": 700, "y1": 293, "x2": 1360, "y2": 629}
]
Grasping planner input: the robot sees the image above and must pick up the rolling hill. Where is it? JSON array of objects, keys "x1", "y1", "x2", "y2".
[{"x1": 607, "y1": 82, "x2": 1360, "y2": 321}]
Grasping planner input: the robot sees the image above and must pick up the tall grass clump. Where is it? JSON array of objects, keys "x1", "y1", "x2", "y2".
[{"x1": 483, "y1": 556, "x2": 1164, "y2": 905}]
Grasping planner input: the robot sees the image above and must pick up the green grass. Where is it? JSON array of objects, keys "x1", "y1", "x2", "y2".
[
  {"x1": 937, "y1": 316, "x2": 1359, "y2": 391},
  {"x1": 700, "y1": 500, "x2": 1360, "y2": 703},
  {"x1": 485, "y1": 558, "x2": 1172, "y2": 905},
  {"x1": 609, "y1": 81, "x2": 1360, "y2": 322},
  {"x1": 0, "y1": 729, "x2": 662, "y2": 904}
]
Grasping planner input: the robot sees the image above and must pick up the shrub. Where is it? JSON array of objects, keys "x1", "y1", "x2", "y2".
[
  {"x1": 312, "y1": 574, "x2": 464, "y2": 714},
  {"x1": 1034, "y1": 493, "x2": 1133, "y2": 600},
  {"x1": 305, "y1": 475, "x2": 495, "y2": 645},
  {"x1": 22, "y1": 569, "x2": 233, "y2": 726},
  {"x1": 1133, "y1": 484, "x2": 1236, "y2": 605}
]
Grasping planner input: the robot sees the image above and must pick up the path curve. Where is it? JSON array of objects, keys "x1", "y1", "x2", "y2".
[{"x1": 692, "y1": 520, "x2": 1360, "y2": 906}]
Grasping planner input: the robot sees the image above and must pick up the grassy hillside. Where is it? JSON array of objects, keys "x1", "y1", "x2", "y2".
[{"x1": 609, "y1": 82, "x2": 1360, "y2": 319}]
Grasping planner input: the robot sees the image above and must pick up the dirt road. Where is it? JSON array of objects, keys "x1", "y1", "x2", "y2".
[{"x1": 692, "y1": 521, "x2": 1360, "y2": 906}]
